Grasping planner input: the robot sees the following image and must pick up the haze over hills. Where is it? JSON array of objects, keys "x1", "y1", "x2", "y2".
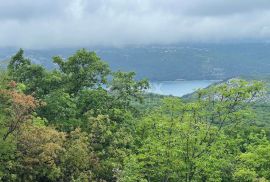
[{"x1": 1, "y1": 42, "x2": 270, "y2": 81}]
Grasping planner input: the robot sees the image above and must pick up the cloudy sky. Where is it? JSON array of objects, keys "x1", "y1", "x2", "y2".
[{"x1": 1, "y1": 0, "x2": 270, "y2": 49}]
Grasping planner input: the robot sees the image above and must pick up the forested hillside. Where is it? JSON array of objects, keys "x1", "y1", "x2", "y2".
[
  {"x1": 1, "y1": 49, "x2": 270, "y2": 181},
  {"x1": 2, "y1": 43, "x2": 270, "y2": 81}
]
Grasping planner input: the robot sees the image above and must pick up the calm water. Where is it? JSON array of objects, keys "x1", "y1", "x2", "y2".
[{"x1": 149, "y1": 80, "x2": 219, "y2": 97}]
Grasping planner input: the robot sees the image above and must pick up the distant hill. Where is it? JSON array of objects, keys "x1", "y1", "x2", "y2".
[{"x1": 1, "y1": 43, "x2": 270, "y2": 81}]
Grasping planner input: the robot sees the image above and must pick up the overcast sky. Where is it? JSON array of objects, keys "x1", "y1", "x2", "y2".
[{"x1": 1, "y1": 0, "x2": 270, "y2": 49}]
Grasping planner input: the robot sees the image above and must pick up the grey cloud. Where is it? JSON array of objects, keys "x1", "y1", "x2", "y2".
[
  {"x1": 0, "y1": 0, "x2": 270, "y2": 49},
  {"x1": 0, "y1": 0, "x2": 65, "y2": 20},
  {"x1": 177, "y1": 0, "x2": 270, "y2": 16}
]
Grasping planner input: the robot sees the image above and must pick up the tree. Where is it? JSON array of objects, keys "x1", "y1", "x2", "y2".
[
  {"x1": 234, "y1": 131, "x2": 270, "y2": 181},
  {"x1": 8, "y1": 49, "x2": 46, "y2": 97},
  {"x1": 38, "y1": 90, "x2": 79, "y2": 131},
  {"x1": 61, "y1": 128, "x2": 97, "y2": 181},
  {"x1": 109, "y1": 71, "x2": 149, "y2": 111},
  {"x1": 86, "y1": 114, "x2": 134, "y2": 181},
  {"x1": 16, "y1": 123, "x2": 65, "y2": 181},
  {"x1": 0, "y1": 81, "x2": 40, "y2": 140},
  {"x1": 119, "y1": 79, "x2": 264, "y2": 181},
  {"x1": 7, "y1": 49, "x2": 31, "y2": 77},
  {"x1": 53, "y1": 49, "x2": 110, "y2": 94},
  {"x1": 76, "y1": 88, "x2": 112, "y2": 117}
]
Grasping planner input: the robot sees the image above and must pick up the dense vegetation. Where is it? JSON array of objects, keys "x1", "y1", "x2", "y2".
[{"x1": 1, "y1": 49, "x2": 270, "y2": 181}]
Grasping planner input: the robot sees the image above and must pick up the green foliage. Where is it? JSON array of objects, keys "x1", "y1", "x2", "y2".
[
  {"x1": 119, "y1": 79, "x2": 265, "y2": 181},
  {"x1": 61, "y1": 128, "x2": 96, "y2": 181},
  {"x1": 234, "y1": 131, "x2": 270, "y2": 181},
  {"x1": 16, "y1": 124, "x2": 66, "y2": 181},
  {"x1": 53, "y1": 49, "x2": 110, "y2": 94},
  {"x1": 0, "y1": 134, "x2": 17, "y2": 181},
  {"x1": 39, "y1": 90, "x2": 80, "y2": 131},
  {"x1": 2, "y1": 49, "x2": 270, "y2": 181},
  {"x1": 110, "y1": 71, "x2": 149, "y2": 110},
  {"x1": 76, "y1": 88, "x2": 112, "y2": 116},
  {"x1": 8, "y1": 49, "x2": 47, "y2": 96},
  {"x1": 85, "y1": 114, "x2": 134, "y2": 181}
]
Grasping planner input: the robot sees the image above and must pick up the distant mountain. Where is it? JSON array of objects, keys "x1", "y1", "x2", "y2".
[{"x1": 1, "y1": 43, "x2": 270, "y2": 81}]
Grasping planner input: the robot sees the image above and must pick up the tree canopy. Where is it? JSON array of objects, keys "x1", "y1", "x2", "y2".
[{"x1": 0, "y1": 49, "x2": 269, "y2": 181}]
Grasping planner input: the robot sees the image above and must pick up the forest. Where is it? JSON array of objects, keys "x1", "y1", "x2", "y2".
[{"x1": 1, "y1": 49, "x2": 270, "y2": 182}]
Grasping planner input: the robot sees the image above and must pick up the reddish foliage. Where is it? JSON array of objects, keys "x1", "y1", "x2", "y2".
[
  {"x1": 0, "y1": 82, "x2": 40, "y2": 140},
  {"x1": 7, "y1": 80, "x2": 17, "y2": 88}
]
